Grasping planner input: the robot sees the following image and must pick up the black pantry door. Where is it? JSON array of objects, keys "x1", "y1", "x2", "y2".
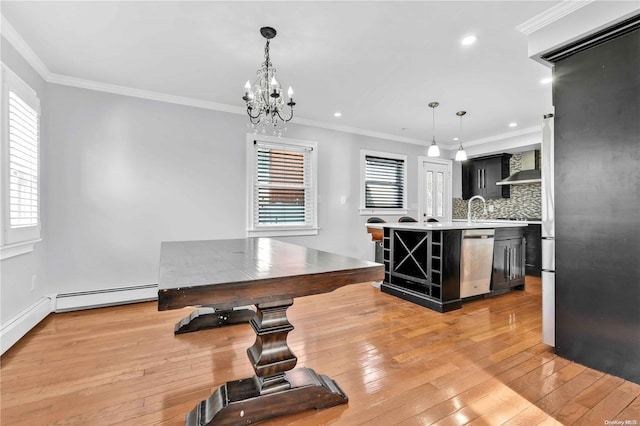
[{"x1": 550, "y1": 19, "x2": 640, "y2": 384}]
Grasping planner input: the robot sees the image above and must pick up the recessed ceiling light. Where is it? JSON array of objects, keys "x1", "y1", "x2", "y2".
[
  {"x1": 461, "y1": 35, "x2": 477, "y2": 46},
  {"x1": 453, "y1": 137, "x2": 459, "y2": 141},
  {"x1": 509, "y1": 122, "x2": 518, "y2": 128},
  {"x1": 540, "y1": 77, "x2": 552, "y2": 84},
  {"x1": 334, "y1": 112, "x2": 342, "y2": 117}
]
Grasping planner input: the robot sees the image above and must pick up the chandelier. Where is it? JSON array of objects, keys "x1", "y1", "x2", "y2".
[{"x1": 242, "y1": 26, "x2": 296, "y2": 135}]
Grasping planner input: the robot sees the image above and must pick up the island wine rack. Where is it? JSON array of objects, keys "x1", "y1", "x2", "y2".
[{"x1": 382, "y1": 227, "x2": 462, "y2": 312}]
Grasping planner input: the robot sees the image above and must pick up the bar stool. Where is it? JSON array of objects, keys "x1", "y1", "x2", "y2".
[
  {"x1": 366, "y1": 217, "x2": 386, "y2": 288},
  {"x1": 366, "y1": 217, "x2": 386, "y2": 224},
  {"x1": 398, "y1": 216, "x2": 418, "y2": 223}
]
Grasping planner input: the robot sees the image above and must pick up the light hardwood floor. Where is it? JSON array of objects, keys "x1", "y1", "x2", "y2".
[{"x1": 1, "y1": 277, "x2": 639, "y2": 425}]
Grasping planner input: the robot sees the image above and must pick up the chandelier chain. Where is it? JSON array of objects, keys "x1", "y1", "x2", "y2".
[{"x1": 263, "y1": 39, "x2": 271, "y2": 68}]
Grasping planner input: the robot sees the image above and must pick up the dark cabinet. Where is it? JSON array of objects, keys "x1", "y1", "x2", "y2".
[
  {"x1": 462, "y1": 154, "x2": 511, "y2": 200},
  {"x1": 524, "y1": 224, "x2": 541, "y2": 276},
  {"x1": 492, "y1": 228, "x2": 525, "y2": 291}
]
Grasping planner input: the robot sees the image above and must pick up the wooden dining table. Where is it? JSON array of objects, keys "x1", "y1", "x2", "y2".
[{"x1": 157, "y1": 237, "x2": 384, "y2": 426}]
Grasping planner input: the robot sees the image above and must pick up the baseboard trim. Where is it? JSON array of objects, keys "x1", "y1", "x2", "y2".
[
  {"x1": 1, "y1": 296, "x2": 54, "y2": 355},
  {"x1": 55, "y1": 283, "x2": 158, "y2": 312}
]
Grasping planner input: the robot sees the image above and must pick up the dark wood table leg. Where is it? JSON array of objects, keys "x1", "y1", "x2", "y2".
[
  {"x1": 174, "y1": 306, "x2": 256, "y2": 334},
  {"x1": 185, "y1": 299, "x2": 348, "y2": 426}
]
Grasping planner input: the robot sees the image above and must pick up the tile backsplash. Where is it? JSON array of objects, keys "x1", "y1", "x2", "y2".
[{"x1": 453, "y1": 152, "x2": 542, "y2": 220}]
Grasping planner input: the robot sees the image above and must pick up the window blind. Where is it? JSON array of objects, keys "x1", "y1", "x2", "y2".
[
  {"x1": 254, "y1": 143, "x2": 313, "y2": 226},
  {"x1": 8, "y1": 91, "x2": 39, "y2": 228},
  {"x1": 365, "y1": 155, "x2": 405, "y2": 209}
]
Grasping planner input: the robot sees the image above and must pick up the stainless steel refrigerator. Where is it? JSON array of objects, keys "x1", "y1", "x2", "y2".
[{"x1": 541, "y1": 114, "x2": 555, "y2": 347}]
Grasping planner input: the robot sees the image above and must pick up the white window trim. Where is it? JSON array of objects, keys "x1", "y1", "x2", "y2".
[
  {"x1": 359, "y1": 149, "x2": 408, "y2": 216},
  {"x1": 0, "y1": 238, "x2": 42, "y2": 260},
  {"x1": 1, "y1": 63, "x2": 41, "y2": 260},
  {"x1": 246, "y1": 134, "x2": 319, "y2": 237}
]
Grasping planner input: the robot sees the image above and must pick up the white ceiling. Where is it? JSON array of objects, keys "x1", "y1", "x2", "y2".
[{"x1": 2, "y1": 1, "x2": 562, "y2": 149}]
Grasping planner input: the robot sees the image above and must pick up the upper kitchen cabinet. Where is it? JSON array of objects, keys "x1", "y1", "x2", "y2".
[{"x1": 462, "y1": 154, "x2": 511, "y2": 200}]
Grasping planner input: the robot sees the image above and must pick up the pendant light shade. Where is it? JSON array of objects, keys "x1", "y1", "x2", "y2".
[
  {"x1": 455, "y1": 146, "x2": 467, "y2": 161},
  {"x1": 454, "y1": 111, "x2": 468, "y2": 162},
  {"x1": 427, "y1": 102, "x2": 440, "y2": 157}
]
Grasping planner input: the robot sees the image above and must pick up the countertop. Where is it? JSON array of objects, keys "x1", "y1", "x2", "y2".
[
  {"x1": 366, "y1": 221, "x2": 529, "y2": 231},
  {"x1": 453, "y1": 218, "x2": 542, "y2": 225}
]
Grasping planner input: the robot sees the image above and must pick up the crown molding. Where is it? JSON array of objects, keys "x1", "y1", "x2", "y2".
[
  {"x1": 293, "y1": 116, "x2": 427, "y2": 146},
  {"x1": 1, "y1": 14, "x2": 535, "y2": 150},
  {"x1": 47, "y1": 72, "x2": 430, "y2": 145},
  {"x1": 47, "y1": 72, "x2": 246, "y2": 115},
  {"x1": 463, "y1": 125, "x2": 541, "y2": 147},
  {"x1": 516, "y1": 0, "x2": 595, "y2": 35},
  {"x1": 435, "y1": 126, "x2": 541, "y2": 151},
  {"x1": 1, "y1": 15, "x2": 51, "y2": 80},
  {"x1": 2, "y1": 14, "x2": 429, "y2": 146}
]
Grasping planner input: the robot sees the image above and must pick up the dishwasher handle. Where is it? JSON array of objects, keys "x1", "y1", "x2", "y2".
[{"x1": 462, "y1": 234, "x2": 495, "y2": 239}]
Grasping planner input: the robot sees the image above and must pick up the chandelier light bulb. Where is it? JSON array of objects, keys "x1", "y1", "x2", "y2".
[{"x1": 288, "y1": 86, "x2": 294, "y2": 99}]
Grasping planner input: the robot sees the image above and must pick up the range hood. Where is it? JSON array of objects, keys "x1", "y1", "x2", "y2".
[{"x1": 496, "y1": 150, "x2": 541, "y2": 185}]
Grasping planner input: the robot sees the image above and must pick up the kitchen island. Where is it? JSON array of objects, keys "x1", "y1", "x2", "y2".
[{"x1": 367, "y1": 221, "x2": 528, "y2": 312}]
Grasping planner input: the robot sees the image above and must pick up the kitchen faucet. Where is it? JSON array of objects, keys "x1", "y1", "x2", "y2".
[{"x1": 467, "y1": 195, "x2": 488, "y2": 224}]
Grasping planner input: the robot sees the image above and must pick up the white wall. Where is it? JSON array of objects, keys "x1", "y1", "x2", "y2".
[
  {"x1": 0, "y1": 37, "x2": 48, "y2": 325},
  {"x1": 43, "y1": 83, "x2": 429, "y2": 296}
]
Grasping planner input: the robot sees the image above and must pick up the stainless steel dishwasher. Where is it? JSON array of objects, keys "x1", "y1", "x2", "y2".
[{"x1": 460, "y1": 229, "x2": 495, "y2": 298}]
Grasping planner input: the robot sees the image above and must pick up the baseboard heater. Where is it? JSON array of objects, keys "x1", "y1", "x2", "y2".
[
  {"x1": 55, "y1": 283, "x2": 158, "y2": 312},
  {"x1": 1, "y1": 297, "x2": 54, "y2": 355}
]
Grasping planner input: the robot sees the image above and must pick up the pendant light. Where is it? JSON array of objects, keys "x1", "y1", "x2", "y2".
[
  {"x1": 427, "y1": 102, "x2": 440, "y2": 157},
  {"x1": 454, "y1": 111, "x2": 468, "y2": 162}
]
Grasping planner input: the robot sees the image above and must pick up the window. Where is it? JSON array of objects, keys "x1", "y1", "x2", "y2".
[
  {"x1": 360, "y1": 150, "x2": 407, "y2": 215},
  {"x1": 1, "y1": 64, "x2": 41, "y2": 259},
  {"x1": 247, "y1": 134, "x2": 318, "y2": 237}
]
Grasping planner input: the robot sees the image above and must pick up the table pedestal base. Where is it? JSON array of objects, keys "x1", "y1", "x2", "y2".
[
  {"x1": 185, "y1": 367, "x2": 348, "y2": 426},
  {"x1": 174, "y1": 307, "x2": 256, "y2": 334}
]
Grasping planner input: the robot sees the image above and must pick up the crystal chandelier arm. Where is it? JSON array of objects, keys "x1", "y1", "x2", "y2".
[
  {"x1": 247, "y1": 107, "x2": 262, "y2": 123},
  {"x1": 275, "y1": 105, "x2": 294, "y2": 123}
]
